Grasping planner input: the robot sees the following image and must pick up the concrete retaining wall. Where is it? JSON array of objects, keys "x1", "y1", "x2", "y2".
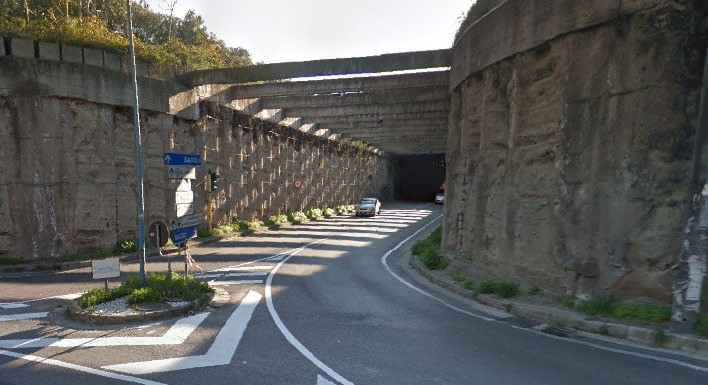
[
  {"x1": 445, "y1": 0, "x2": 706, "y2": 303},
  {"x1": 0, "y1": 50, "x2": 389, "y2": 261}
]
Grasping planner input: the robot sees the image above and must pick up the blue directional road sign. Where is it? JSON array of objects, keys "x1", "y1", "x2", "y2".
[
  {"x1": 163, "y1": 152, "x2": 202, "y2": 166},
  {"x1": 171, "y1": 226, "x2": 197, "y2": 244}
]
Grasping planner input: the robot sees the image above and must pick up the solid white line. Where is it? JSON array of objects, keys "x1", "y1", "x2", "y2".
[
  {"x1": 200, "y1": 272, "x2": 267, "y2": 279},
  {"x1": 214, "y1": 265, "x2": 273, "y2": 272},
  {"x1": 383, "y1": 215, "x2": 708, "y2": 373},
  {"x1": 103, "y1": 290, "x2": 262, "y2": 374},
  {"x1": 0, "y1": 303, "x2": 29, "y2": 310},
  {"x1": 0, "y1": 348, "x2": 168, "y2": 385},
  {"x1": 380, "y1": 214, "x2": 494, "y2": 322},
  {"x1": 0, "y1": 312, "x2": 48, "y2": 321},
  {"x1": 207, "y1": 280, "x2": 263, "y2": 286},
  {"x1": 0, "y1": 312, "x2": 208, "y2": 349},
  {"x1": 265, "y1": 239, "x2": 356, "y2": 385}
]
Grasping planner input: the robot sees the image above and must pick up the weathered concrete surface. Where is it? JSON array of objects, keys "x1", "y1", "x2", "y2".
[
  {"x1": 176, "y1": 49, "x2": 451, "y2": 87},
  {"x1": 445, "y1": 0, "x2": 706, "y2": 305},
  {"x1": 0, "y1": 58, "x2": 390, "y2": 261}
]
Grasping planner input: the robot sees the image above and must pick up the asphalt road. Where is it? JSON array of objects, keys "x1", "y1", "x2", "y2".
[{"x1": 0, "y1": 202, "x2": 706, "y2": 385}]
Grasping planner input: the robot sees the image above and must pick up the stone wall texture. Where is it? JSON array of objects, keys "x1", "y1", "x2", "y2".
[
  {"x1": 445, "y1": 0, "x2": 707, "y2": 303},
  {"x1": 0, "y1": 55, "x2": 388, "y2": 261}
]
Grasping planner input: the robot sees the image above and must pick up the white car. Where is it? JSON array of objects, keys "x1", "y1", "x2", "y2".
[
  {"x1": 355, "y1": 198, "x2": 381, "y2": 217},
  {"x1": 435, "y1": 192, "x2": 445, "y2": 204}
]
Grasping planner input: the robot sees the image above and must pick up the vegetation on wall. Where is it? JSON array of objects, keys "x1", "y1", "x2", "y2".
[{"x1": 0, "y1": 0, "x2": 252, "y2": 75}]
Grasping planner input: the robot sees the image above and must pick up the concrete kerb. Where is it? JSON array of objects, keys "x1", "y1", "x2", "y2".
[{"x1": 407, "y1": 253, "x2": 708, "y2": 356}]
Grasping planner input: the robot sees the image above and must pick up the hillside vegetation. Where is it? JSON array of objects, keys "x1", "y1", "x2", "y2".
[{"x1": 0, "y1": 0, "x2": 252, "y2": 75}]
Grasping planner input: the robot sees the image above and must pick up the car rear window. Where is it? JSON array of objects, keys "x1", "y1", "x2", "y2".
[{"x1": 359, "y1": 199, "x2": 376, "y2": 204}]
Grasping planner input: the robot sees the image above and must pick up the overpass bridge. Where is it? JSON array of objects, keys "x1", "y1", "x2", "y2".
[{"x1": 173, "y1": 49, "x2": 452, "y2": 156}]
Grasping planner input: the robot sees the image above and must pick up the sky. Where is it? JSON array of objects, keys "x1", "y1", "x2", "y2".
[{"x1": 144, "y1": 0, "x2": 473, "y2": 64}]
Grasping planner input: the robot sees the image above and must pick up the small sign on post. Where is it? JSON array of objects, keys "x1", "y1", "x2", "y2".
[{"x1": 92, "y1": 258, "x2": 120, "y2": 289}]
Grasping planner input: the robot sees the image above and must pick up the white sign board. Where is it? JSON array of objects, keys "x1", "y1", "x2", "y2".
[
  {"x1": 92, "y1": 258, "x2": 120, "y2": 279},
  {"x1": 175, "y1": 190, "x2": 194, "y2": 205},
  {"x1": 177, "y1": 202, "x2": 194, "y2": 217},
  {"x1": 169, "y1": 213, "x2": 201, "y2": 230}
]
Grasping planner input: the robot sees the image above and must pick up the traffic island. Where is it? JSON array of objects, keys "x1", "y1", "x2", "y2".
[{"x1": 64, "y1": 289, "x2": 222, "y2": 325}]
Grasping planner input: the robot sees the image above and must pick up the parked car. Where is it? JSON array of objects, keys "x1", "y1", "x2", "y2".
[
  {"x1": 355, "y1": 197, "x2": 381, "y2": 217},
  {"x1": 435, "y1": 191, "x2": 445, "y2": 204}
]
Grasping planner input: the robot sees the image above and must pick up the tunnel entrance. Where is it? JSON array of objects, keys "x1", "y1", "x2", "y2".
[{"x1": 392, "y1": 154, "x2": 446, "y2": 202}]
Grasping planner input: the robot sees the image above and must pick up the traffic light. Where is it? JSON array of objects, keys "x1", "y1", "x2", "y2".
[{"x1": 209, "y1": 172, "x2": 220, "y2": 192}]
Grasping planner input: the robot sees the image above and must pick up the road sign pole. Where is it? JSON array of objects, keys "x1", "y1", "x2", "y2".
[{"x1": 127, "y1": 0, "x2": 146, "y2": 286}]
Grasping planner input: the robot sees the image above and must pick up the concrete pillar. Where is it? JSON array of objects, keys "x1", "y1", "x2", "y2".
[
  {"x1": 83, "y1": 47, "x2": 103, "y2": 66},
  {"x1": 38, "y1": 41, "x2": 60, "y2": 61},
  {"x1": 10, "y1": 38, "x2": 34, "y2": 58},
  {"x1": 62, "y1": 44, "x2": 83, "y2": 64}
]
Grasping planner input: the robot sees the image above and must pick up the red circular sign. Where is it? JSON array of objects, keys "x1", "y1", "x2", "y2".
[{"x1": 293, "y1": 178, "x2": 303, "y2": 189}]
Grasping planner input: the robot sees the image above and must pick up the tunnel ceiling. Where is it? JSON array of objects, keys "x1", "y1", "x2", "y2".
[{"x1": 174, "y1": 50, "x2": 451, "y2": 156}]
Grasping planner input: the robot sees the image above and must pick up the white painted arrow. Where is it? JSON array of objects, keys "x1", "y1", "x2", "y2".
[
  {"x1": 103, "y1": 290, "x2": 262, "y2": 374},
  {"x1": 0, "y1": 312, "x2": 208, "y2": 349}
]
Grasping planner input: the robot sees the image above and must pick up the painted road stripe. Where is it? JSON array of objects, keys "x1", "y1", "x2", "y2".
[
  {"x1": 0, "y1": 312, "x2": 208, "y2": 349},
  {"x1": 103, "y1": 290, "x2": 262, "y2": 374},
  {"x1": 0, "y1": 303, "x2": 29, "y2": 310},
  {"x1": 215, "y1": 265, "x2": 273, "y2": 272},
  {"x1": 0, "y1": 312, "x2": 48, "y2": 321},
  {"x1": 207, "y1": 280, "x2": 263, "y2": 286},
  {"x1": 266, "y1": 239, "x2": 355, "y2": 385},
  {"x1": 199, "y1": 272, "x2": 267, "y2": 279},
  {"x1": 0, "y1": 348, "x2": 168, "y2": 385}
]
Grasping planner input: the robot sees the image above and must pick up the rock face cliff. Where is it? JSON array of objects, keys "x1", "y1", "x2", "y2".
[
  {"x1": 445, "y1": 0, "x2": 706, "y2": 304},
  {"x1": 0, "y1": 51, "x2": 388, "y2": 261}
]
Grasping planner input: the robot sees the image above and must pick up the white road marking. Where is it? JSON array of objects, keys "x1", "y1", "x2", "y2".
[
  {"x1": 318, "y1": 374, "x2": 338, "y2": 385},
  {"x1": 0, "y1": 312, "x2": 208, "y2": 349},
  {"x1": 385, "y1": 215, "x2": 708, "y2": 374},
  {"x1": 381, "y1": 214, "x2": 495, "y2": 322},
  {"x1": 103, "y1": 290, "x2": 262, "y2": 374},
  {"x1": 199, "y1": 272, "x2": 267, "y2": 279},
  {"x1": 0, "y1": 312, "x2": 48, "y2": 321},
  {"x1": 54, "y1": 293, "x2": 82, "y2": 300},
  {"x1": 0, "y1": 348, "x2": 168, "y2": 385},
  {"x1": 0, "y1": 303, "x2": 29, "y2": 310},
  {"x1": 214, "y1": 265, "x2": 273, "y2": 272},
  {"x1": 265, "y1": 239, "x2": 356, "y2": 385},
  {"x1": 207, "y1": 280, "x2": 263, "y2": 286}
]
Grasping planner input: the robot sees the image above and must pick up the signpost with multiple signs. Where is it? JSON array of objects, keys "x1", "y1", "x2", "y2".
[{"x1": 164, "y1": 152, "x2": 201, "y2": 245}]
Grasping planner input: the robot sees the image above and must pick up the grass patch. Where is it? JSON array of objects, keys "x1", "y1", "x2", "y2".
[
  {"x1": 264, "y1": 214, "x2": 289, "y2": 226},
  {"x1": 323, "y1": 208, "x2": 335, "y2": 217},
  {"x1": 411, "y1": 227, "x2": 447, "y2": 270},
  {"x1": 529, "y1": 285, "x2": 541, "y2": 295},
  {"x1": 695, "y1": 314, "x2": 708, "y2": 337},
  {"x1": 0, "y1": 256, "x2": 24, "y2": 266},
  {"x1": 478, "y1": 279, "x2": 520, "y2": 298},
  {"x1": 462, "y1": 279, "x2": 475, "y2": 291},
  {"x1": 575, "y1": 298, "x2": 671, "y2": 324},
  {"x1": 114, "y1": 239, "x2": 138, "y2": 254},
  {"x1": 77, "y1": 272, "x2": 212, "y2": 309},
  {"x1": 449, "y1": 267, "x2": 466, "y2": 283},
  {"x1": 305, "y1": 208, "x2": 323, "y2": 219}
]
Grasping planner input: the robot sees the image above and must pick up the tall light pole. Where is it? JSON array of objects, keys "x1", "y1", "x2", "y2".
[{"x1": 127, "y1": 0, "x2": 147, "y2": 285}]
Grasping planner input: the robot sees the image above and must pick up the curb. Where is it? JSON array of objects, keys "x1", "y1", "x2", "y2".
[
  {"x1": 63, "y1": 288, "x2": 227, "y2": 326},
  {"x1": 408, "y1": 254, "x2": 708, "y2": 356}
]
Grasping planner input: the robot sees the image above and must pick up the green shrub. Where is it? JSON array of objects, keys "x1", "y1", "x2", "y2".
[
  {"x1": 411, "y1": 227, "x2": 446, "y2": 270},
  {"x1": 611, "y1": 303, "x2": 671, "y2": 324},
  {"x1": 496, "y1": 281, "x2": 520, "y2": 298},
  {"x1": 450, "y1": 267, "x2": 465, "y2": 283},
  {"x1": 462, "y1": 279, "x2": 475, "y2": 291},
  {"x1": 288, "y1": 211, "x2": 307, "y2": 222},
  {"x1": 306, "y1": 208, "x2": 323, "y2": 219},
  {"x1": 0, "y1": 256, "x2": 24, "y2": 266},
  {"x1": 529, "y1": 285, "x2": 541, "y2": 295},
  {"x1": 576, "y1": 297, "x2": 616, "y2": 316},
  {"x1": 114, "y1": 239, "x2": 138, "y2": 254},
  {"x1": 323, "y1": 208, "x2": 335, "y2": 217},
  {"x1": 696, "y1": 314, "x2": 708, "y2": 337},
  {"x1": 77, "y1": 272, "x2": 212, "y2": 308},
  {"x1": 478, "y1": 280, "x2": 497, "y2": 294}
]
